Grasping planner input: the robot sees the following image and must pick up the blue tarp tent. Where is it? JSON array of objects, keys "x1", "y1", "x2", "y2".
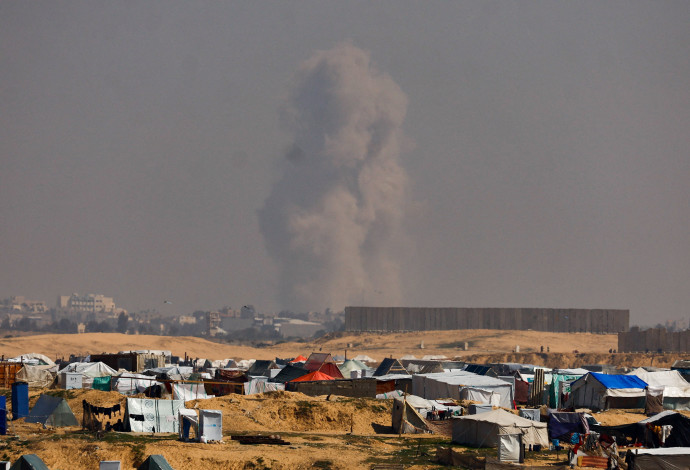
[{"x1": 569, "y1": 373, "x2": 647, "y2": 410}]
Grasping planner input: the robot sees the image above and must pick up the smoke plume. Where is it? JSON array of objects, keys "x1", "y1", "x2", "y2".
[{"x1": 259, "y1": 43, "x2": 410, "y2": 312}]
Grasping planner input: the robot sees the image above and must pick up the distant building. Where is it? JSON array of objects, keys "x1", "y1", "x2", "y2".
[
  {"x1": 57, "y1": 293, "x2": 122, "y2": 314},
  {"x1": 0, "y1": 296, "x2": 47, "y2": 314}
]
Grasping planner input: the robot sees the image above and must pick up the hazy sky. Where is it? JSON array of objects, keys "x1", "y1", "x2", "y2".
[{"x1": 2, "y1": 2, "x2": 689, "y2": 325}]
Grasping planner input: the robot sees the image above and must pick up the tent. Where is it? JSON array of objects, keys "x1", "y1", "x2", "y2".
[
  {"x1": 243, "y1": 378, "x2": 285, "y2": 395},
  {"x1": 627, "y1": 368, "x2": 690, "y2": 410},
  {"x1": 412, "y1": 372, "x2": 514, "y2": 408},
  {"x1": 338, "y1": 359, "x2": 372, "y2": 377},
  {"x1": 392, "y1": 397, "x2": 430, "y2": 434},
  {"x1": 290, "y1": 371, "x2": 334, "y2": 382},
  {"x1": 289, "y1": 355, "x2": 308, "y2": 363},
  {"x1": 352, "y1": 354, "x2": 376, "y2": 364},
  {"x1": 452, "y1": 409, "x2": 549, "y2": 448},
  {"x1": 137, "y1": 455, "x2": 173, "y2": 470},
  {"x1": 9, "y1": 455, "x2": 49, "y2": 470},
  {"x1": 373, "y1": 358, "x2": 409, "y2": 377},
  {"x1": 57, "y1": 362, "x2": 117, "y2": 389},
  {"x1": 15, "y1": 365, "x2": 57, "y2": 388},
  {"x1": 269, "y1": 364, "x2": 309, "y2": 383},
  {"x1": 8, "y1": 354, "x2": 55, "y2": 366},
  {"x1": 625, "y1": 447, "x2": 690, "y2": 470},
  {"x1": 125, "y1": 398, "x2": 185, "y2": 433},
  {"x1": 304, "y1": 353, "x2": 344, "y2": 379},
  {"x1": 568, "y1": 372, "x2": 647, "y2": 410},
  {"x1": 114, "y1": 373, "x2": 162, "y2": 396},
  {"x1": 247, "y1": 360, "x2": 278, "y2": 377},
  {"x1": 25, "y1": 394, "x2": 78, "y2": 427},
  {"x1": 592, "y1": 410, "x2": 690, "y2": 447},
  {"x1": 547, "y1": 411, "x2": 589, "y2": 439},
  {"x1": 179, "y1": 409, "x2": 222, "y2": 442}
]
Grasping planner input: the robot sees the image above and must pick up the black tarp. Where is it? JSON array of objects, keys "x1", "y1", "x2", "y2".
[
  {"x1": 9, "y1": 454, "x2": 50, "y2": 470},
  {"x1": 625, "y1": 449, "x2": 690, "y2": 470},
  {"x1": 592, "y1": 410, "x2": 690, "y2": 447},
  {"x1": 547, "y1": 411, "x2": 588, "y2": 439},
  {"x1": 269, "y1": 364, "x2": 308, "y2": 383}
]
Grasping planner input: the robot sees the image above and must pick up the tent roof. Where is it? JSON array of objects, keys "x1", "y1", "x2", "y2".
[
  {"x1": 304, "y1": 353, "x2": 337, "y2": 371},
  {"x1": 589, "y1": 372, "x2": 647, "y2": 389},
  {"x1": 58, "y1": 362, "x2": 117, "y2": 377},
  {"x1": 270, "y1": 364, "x2": 309, "y2": 383},
  {"x1": 627, "y1": 369, "x2": 690, "y2": 397},
  {"x1": 455, "y1": 408, "x2": 547, "y2": 428},
  {"x1": 289, "y1": 355, "x2": 308, "y2": 363},
  {"x1": 25, "y1": 394, "x2": 78, "y2": 427},
  {"x1": 291, "y1": 370, "x2": 334, "y2": 382},
  {"x1": 8, "y1": 353, "x2": 55, "y2": 366},
  {"x1": 137, "y1": 454, "x2": 174, "y2": 470},
  {"x1": 339, "y1": 359, "x2": 371, "y2": 374},
  {"x1": 9, "y1": 454, "x2": 50, "y2": 470},
  {"x1": 373, "y1": 358, "x2": 409, "y2": 376}
]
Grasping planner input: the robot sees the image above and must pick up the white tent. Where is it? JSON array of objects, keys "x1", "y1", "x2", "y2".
[
  {"x1": 452, "y1": 408, "x2": 548, "y2": 448},
  {"x1": 58, "y1": 362, "x2": 117, "y2": 389},
  {"x1": 8, "y1": 353, "x2": 55, "y2": 366},
  {"x1": 16, "y1": 364, "x2": 58, "y2": 388},
  {"x1": 627, "y1": 368, "x2": 690, "y2": 410},
  {"x1": 114, "y1": 373, "x2": 163, "y2": 395},
  {"x1": 412, "y1": 372, "x2": 514, "y2": 409},
  {"x1": 126, "y1": 398, "x2": 184, "y2": 433}
]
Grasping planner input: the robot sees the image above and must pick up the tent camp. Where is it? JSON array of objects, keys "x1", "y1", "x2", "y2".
[
  {"x1": 137, "y1": 455, "x2": 173, "y2": 470},
  {"x1": 25, "y1": 394, "x2": 78, "y2": 427},
  {"x1": 9, "y1": 454, "x2": 49, "y2": 470},
  {"x1": 412, "y1": 372, "x2": 514, "y2": 408},
  {"x1": 592, "y1": 410, "x2": 690, "y2": 448},
  {"x1": 627, "y1": 368, "x2": 690, "y2": 410},
  {"x1": 125, "y1": 398, "x2": 184, "y2": 433},
  {"x1": 568, "y1": 372, "x2": 647, "y2": 410},
  {"x1": 452, "y1": 409, "x2": 549, "y2": 448}
]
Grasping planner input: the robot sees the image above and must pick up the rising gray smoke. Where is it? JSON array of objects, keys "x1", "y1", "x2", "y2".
[{"x1": 258, "y1": 42, "x2": 410, "y2": 312}]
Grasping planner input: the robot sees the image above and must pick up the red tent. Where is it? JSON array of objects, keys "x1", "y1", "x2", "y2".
[
  {"x1": 289, "y1": 355, "x2": 308, "y2": 363},
  {"x1": 290, "y1": 371, "x2": 334, "y2": 382}
]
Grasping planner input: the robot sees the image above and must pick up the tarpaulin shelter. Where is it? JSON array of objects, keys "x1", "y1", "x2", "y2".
[
  {"x1": 452, "y1": 409, "x2": 549, "y2": 448},
  {"x1": 592, "y1": 410, "x2": 690, "y2": 448},
  {"x1": 568, "y1": 372, "x2": 647, "y2": 410},
  {"x1": 625, "y1": 447, "x2": 690, "y2": 470},
  {"x1": 338, "y1": 359, "x2": 372, "y2": 377},
  {"x1": 113, "y1": 373, "x2": 162, "y2": 396},
  {"x1": 125, "y1": 398, "x2": 184, "y2": 433},
  {"x1": 289, "y1": 355, "x2": 308, "y2": 363},
  {"x1": 136, "y1": 455, "x2": 173, "y2": 470},
  {"x1": 290, "y1": 371, "x2": 334, "y2": 382},
  {"x1": 412, "y1": 372, "x2": 514, "y2": 408},
  {"x1": 25, "y1": 394, "x2": 78, "y2": 427},
  {"x1": 304, "y1": 353, "x2": 344, "y2": 379},
  {"x1": 373, "y1": 358, "x2": 409, "y2": 377},
  {"x1": 247, "y1": 360, "x2": 278, "y2": 377},
  {"x1": 269, "y1": 364, "x2": 309, "y2": 383},
  {"x1": 9, "y1": 455, "x2": 49, "y2": 470},
  {"x1": 15, "y1": 365, "x2": 57, "y2": 389},
  {"x1": 244, "y1": 378, "x2": 285, "y2": 395},
  {"x1": 546, "y1": 411, "x2": 589, "y2": 439},
  {"x1": 171, "y1": 383, "x2": 211, "y2": 401},
  {"x1": 548, "y1": 371, "x2": 586, "y2": 408},
  {"x1": 627, "y1": 368, "x2": 690, "y2": 410},
  {"x1": 392, "y1": 397, "x2": 430, "y2": 434},
  {"x1": 58, "y1": 362, "x2": 117, "y2": 389},
  {"x1": 8, "y1": 354, "x2": 54, "y2": 366},
  {"x1": 179, "y1": 409, "x2": 222, "y2": 442}
]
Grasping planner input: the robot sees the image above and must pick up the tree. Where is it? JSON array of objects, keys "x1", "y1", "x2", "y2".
[{"x1": 117, "y1": 312, "x2": 129, "y2": 333}]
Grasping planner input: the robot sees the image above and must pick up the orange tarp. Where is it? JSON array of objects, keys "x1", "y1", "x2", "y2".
[{"x1": 290, "y1": 371, "x2": 334, "y2": 382}]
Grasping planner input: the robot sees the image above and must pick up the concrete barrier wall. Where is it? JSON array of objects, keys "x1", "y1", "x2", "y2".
[
  {"x1": 618, "y1": 327, "x2": 690, "y2": 352},
  {"x1": 345, "y1": 307, "x2": 629, "y2": 333}
]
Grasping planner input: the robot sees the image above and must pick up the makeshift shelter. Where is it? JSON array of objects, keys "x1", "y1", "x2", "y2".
[
  {"x1": 25, "y1": 394, "x2": 78, "y2": 427},
  {"x1": 375, "y1": 374, "x2": 413, "y2": 395},
  {"x1": 15, "y1": 365, "x2": 57, "y2": 388},
  {"x1": 8, "y1": 354, "x2": 54, "y2": 366},
  {"x1": 114, "y1": 373, "x2": 162, "y2": 396},
  {"x1": 290, "y1": 371, "x2": 334, "y2": 382},
  {"x1": 304, "y1": 353, "x2": 344, "y2": 379},
  {"x1": 412, "y1": 372, "x2": 514, "y2": 408},
  {"x1": 338, "y1": 359, "x2": 372, "y2": 377},
  {"x1": 392, "y1": 397, "x2": 430, "y2": 434},
  {"x1": 269, "y1": 364, "x2": 309, "y2": 383},
  {"x1": 373, "y1": 358, "x2": 409, "y2": 377},
  {"x1": 137, "y1": 455, "x2": 173, "y2": 470},
  {"x1": 452, "y1": 409, "x2": 549, "y2": 448},
  {"x1": 58, "y1": 362, "x2": 117, "y2": 389},
  {"x1": 9, "y1": 455, "x2": 49, "y2": 470},
  {"x1": 172, "y1": 382, "x2": 211, "y2": 401},
  {"x1": 548, "y1": 371, "x2": 586, "y2": 408},
  {"x1": 289, "y1": 355, "x2": 308, "y2": 364},
  {"x1": 244, "y1": 378, "x2": 285, "y2": 395},
  {"x1": 568, "y1": 372, "x2": 647, "y2": 410},
  {"x1": 125, "y1": 398, "x2": 184, "y2": 433},
  {"x1": 179, "y1": 409, "x2": 222, "y2": 442},
  {"x1": 247, "y1": 360, "x2": 278, "y2": 377},
  {"x1": 625, "y1": 447, "x2": 690, "y2": 470},
  {"x1": 352, "y1": 354, "x2": 376, "y2": 364},
  {"x1": 547, "y1": 411, "x2": 589, "y2": 439},
  {"x1": 627, "y1": 368, "x2": 690, "y2": 410},
  {"x1": 592, "y1": 410, "x2": 690, "y2": 447}
]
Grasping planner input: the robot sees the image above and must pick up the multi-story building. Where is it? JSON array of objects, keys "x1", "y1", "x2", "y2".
[
  {"x1": 57, "y1": 293, "x2": 118, "y2": 314},
  {"x1": 0, "y1": 296, "x2": 47, "y2": 314}
]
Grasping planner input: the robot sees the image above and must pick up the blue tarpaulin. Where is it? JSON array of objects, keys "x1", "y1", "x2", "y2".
[
  {"x1": 589, "y1": 372, "x2": 647, "y2": 389},
  {"x1": 548, "y1": 411, "x2": 588, "y2": 439}
]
